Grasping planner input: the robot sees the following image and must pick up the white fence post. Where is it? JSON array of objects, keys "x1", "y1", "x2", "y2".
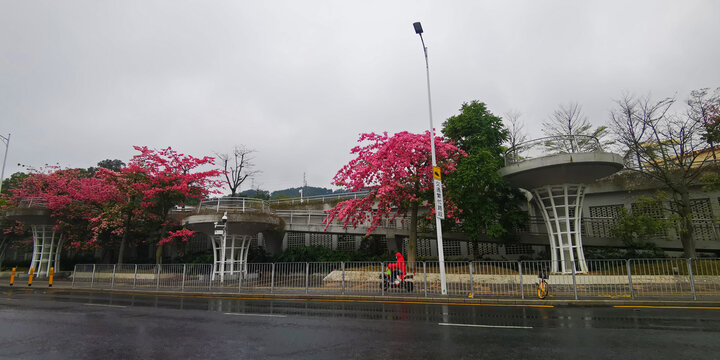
[
  {"x1": 270, "y1": 263, "x2": 275, "y2": 293},
  {"x1": 305, "y1": 262, "x2": 310, "y2": 294},
  {"x1": 687, "y1": 258, "x2": 696, "y2": 300},
  {"x1": 381, "y1": 262, "x2": 385, "y2": 296},
  {"x1": 90, "y1": 264, "x2": 96, "y2": 288},
  {"x1": 423, "y1": 262, "x2": 427, "y2": 298},
  {"x1": 72, "y1": 264, "x2": 77, "y2": 288},
  {"x1": 626, "y1": 260, "x2": 634, "y2": 299},
  {"x1": 341, "y1": 262, "x2": 345, "y2": 295},
  {"x1": 181, "y1": 264, "x2": 187, "y2": 292},
  {"x1": 239, "y1": 264, "x2": 243, "y2": 293},
  {"x1": 469, "y1": 262, "x2": 474, "y2": 296},
  {"x1": 519, "y1": 262, "x2": 524, "y2": 300},
  {"x1": 156, "y1": 265, "x2": 161, "y2": 290},
  {"x1": 111, "y1": 264, "x2": 116, "y2": 289},
  {"x1": 133, "y1": 264, "x2": 138, "y2": 289},
  {"x1": 571, "y1": 261, "x2": 578, "y2": 300}
]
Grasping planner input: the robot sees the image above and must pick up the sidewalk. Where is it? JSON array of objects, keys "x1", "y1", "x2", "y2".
[{"x1": 3, "y1": 280, "x2": 720, "y2": 308}]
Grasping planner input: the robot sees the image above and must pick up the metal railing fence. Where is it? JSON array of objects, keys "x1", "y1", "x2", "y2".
[
  {"x1": 504, "y1": 135, "x2": 602, "y2": 165},
  {"x1": 267, "y1": 191, "x2": 370, "y2": 206},
  {"x1": 197, "y1": 197, "x2": 269, "y2": 214},
  {"x1": 71, "y1": 258, "x2": 720, "y2": 300}
]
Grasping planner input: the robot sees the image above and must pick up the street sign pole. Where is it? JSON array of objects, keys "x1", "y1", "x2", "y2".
[{"x1": 415, "y1": 22, "x2": 447, "y2": 295}]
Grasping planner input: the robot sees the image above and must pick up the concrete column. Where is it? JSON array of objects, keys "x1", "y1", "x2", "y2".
[
  {"x1": 331, "y1": 234, "x2": 338, "y2": 251},
  {"x1": 354, "y1": 235, "x2": 361, "y2": 251},
  {"x1": 386, "y1": 235, "x2": 400, "y2": 253}
]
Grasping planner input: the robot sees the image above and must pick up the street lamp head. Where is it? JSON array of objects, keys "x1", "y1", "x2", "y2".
[
  {"x1": 413, "y1": 22, "x2": 423, "y2": 35},
  {"x1": 222, "y1": 211, "x2": 228, "y2": 224}
]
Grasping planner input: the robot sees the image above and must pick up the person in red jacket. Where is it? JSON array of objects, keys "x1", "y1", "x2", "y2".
[{"x1": 387, "y1": 252, "x2": 406, "y2": 285}]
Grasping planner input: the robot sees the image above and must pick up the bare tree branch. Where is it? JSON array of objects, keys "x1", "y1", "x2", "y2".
[
  {"x1": 216, "y1": 146, "x2": 261, "y2": 197},
  {"x1": 609, "y1": 91, "x2": 717, "y2": 258}
]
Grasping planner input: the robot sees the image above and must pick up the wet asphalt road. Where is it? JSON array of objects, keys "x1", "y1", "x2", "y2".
[{"x1": 1, "y1": 288, "x2": 719, "y2": 359}]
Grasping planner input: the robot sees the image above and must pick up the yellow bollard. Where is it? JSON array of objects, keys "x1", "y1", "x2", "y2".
[
  {"x1": 28, "y1": 267, "x2": 34, "y2": 287},
  {"x1": 9, "y1": 267, "x2": 16, "y2": 286},
  {"x1": 49, "y1": 267, "x2": 54, "y2": 288}
]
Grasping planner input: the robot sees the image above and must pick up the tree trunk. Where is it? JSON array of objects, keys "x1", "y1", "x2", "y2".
[
  {"x1": 678, "y1": 190, "x2": 697, "y2": 258},
  {"x1": 117, "y1": 212, "x2": 133, "y2": 265},
  {"x1": 0, "y1": 241, "x2": 8, "y2": 271},
  {"x1": 155, "y1": 244, "x2": 163, "y2": 264},
  {"x1": 407, "y1": 201, "x2": 419, "y2": 264},
  {"x1": 117, "y1": 236, "x2": 127, "y2": 265}
]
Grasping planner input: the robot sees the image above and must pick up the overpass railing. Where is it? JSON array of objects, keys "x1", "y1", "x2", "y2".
[
  {"x1": 266, "y1": 191, "x2": 370, "y2": 206},
  {"x1": 171, "y1": 191, "x2": 372, "y2": 214},
  {"x1": 504, "y1": 135, "x2": 602, "y2": 165},
  {"x1": 16, "y1": 197, "x2": 47, "y2": 208},
  {"x1": 196, "y1": 197, "x2": 270, "y2": 213},
  {"x1": 72, "y1": 258, "x2": 720, "y2": 300},
  {"x1": 275, "y1": 209, "x2": 411, "y2": 230}
]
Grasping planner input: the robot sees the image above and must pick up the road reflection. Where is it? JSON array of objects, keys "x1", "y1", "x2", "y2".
[{"x1": 8, "y1": 288, "x2": 720, "y2": 332}]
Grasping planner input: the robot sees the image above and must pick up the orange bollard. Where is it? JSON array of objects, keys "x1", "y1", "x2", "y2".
[
  {"x1": 9, "y1": 267, "x2": 16, "y2": 286},
  {"x1": 49, "y1": 267, "x2": 54, "y2": 288},
  {"x1": 28, "y1": 267, "x2": 34, "y2": 287}
]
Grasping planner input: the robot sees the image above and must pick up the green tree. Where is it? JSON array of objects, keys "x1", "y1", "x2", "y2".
[
  {"x1": 610, "y1": 195, "x2": 670, "y2": 257},
  {"x1": 610, "y1": 92, "x2": 719, "y2": 257},
  {"x1": 442, "y1": 101, "x2": 526, "y2": 246},
  {"x1": 0, "y1": 172, "x2": 29, "y2": 196},
  {"x1": 97, "y1": 159, "x2": 126, "y2": 172},
  {"x1": 542, "y1": 102, "x2": 612, "y2": 152}
]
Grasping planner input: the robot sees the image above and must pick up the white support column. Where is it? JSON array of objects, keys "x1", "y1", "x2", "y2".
[
  {"x1": 28, "y1": 225, "x2": 64, "y2": 277},
  {"x1": 237, "y1": 235, "x2": 249, "y2": 279},
  {"x1": 532, "y1": 184, "x2": 588, "y2": 274},
  {"x1": 220, "y1": 229, "x2": 227, "y2": 282},
  {"x1": 210, "y1": 234, "x2": 220, "y2": 281},
  {"x1": 242, "y1": 236, "x2": 250, "y2": 277},
  {"x1": 229, "y1": 235, "x2": 236, "y2": 275}
]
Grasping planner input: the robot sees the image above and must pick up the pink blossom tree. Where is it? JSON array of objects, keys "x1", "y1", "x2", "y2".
[
  {"x1": 323, "y1": 131, "x2": 466, "y2": 263},
  {"x1": 8, "y1": 147, "x2": 223, "y2": 264},
  {"x1": 9, "y1": 167, "x2": 122, "y2": 250},
  {"x1": 120, "y1": 146, "x2": 223, "y2": 263}
]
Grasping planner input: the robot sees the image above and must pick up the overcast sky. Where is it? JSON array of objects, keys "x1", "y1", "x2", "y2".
[{"x1": 1, "y1": 0, "x2": 719, "y2": 193}]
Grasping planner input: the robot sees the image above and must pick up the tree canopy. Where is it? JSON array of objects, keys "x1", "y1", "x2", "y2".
[
  {"x1": 323, "y1": 131, "x2": 465, "y2": 263},
  {"x1": 442, "y1": 100, "x2": 525, "y2": 243},
  {"x1": 7, "y1": 146, "x2": 223, "y2": 263}
]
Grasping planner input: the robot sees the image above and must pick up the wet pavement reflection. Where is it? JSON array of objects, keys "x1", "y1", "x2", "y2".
[{"x1": 2, "y1": 288, "x2": 720, "y2": 359}]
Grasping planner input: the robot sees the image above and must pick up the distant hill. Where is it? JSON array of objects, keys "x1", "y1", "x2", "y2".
[
  {"x1": 237, "y1": 189, "x2": 270, "y2": 200},
  {"x1": 270, "y1": 186, "x2": 337, "y2": 199}
]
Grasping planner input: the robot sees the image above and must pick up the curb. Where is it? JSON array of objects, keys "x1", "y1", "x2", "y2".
[{"x1": 3, "y1": 283, "x2": 720, "y2": 308}]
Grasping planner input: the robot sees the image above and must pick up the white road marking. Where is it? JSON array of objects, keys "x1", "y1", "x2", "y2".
[
  {"x1": 224, "y1": 312, "x2": 287, "y2": 318},
  {"x1": 438, "y1": 322, "x2": 532, "y2": 329},
  {"x1": 83, "y1": 303, "x2": 126, "y2": 308}
]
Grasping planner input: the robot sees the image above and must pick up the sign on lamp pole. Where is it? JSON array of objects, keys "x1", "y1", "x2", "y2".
[
  {"x1": 0, "y1": 133, "x2": 9, "y2": 194},
  {"x1": 414, "y1": 22, "x2": 448, "y2": 295}
]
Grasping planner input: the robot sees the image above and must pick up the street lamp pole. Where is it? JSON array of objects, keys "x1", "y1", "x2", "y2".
[
  {"x1": 413, "y1": 22, "x2": 448, "y2": 295},
  {"x1": 0, "y1": 133, "x2": 10, "y2": 194}
]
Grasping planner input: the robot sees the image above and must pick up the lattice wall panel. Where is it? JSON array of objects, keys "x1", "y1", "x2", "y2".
[
  {"x1": 337, "y1": 234, "x2": 356, "y2": 252},
  {"x1": 287, "y1": 232, "x2": 305, "y2": 249},
  {"x1": 309, "y1": 233, "x2": 332, "y2": 249},
  {"x1": 443, "y1": 240, "x2": 462, "y2": 257}
]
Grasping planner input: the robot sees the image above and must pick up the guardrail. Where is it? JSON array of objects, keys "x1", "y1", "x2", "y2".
[{"x1": 71, "y1": 258, "x2": 720, "y2": 300}]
